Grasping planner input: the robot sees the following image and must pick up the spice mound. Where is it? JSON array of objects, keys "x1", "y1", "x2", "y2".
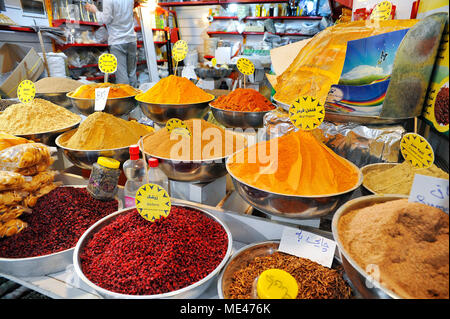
[
  {"x1": 227, "y1": 130, "x2": 360, "y2": 196},
  {"x1": 0, "y1": 98, "x2": 81, "y2": 135},
  {"x1": 210, "y1": 88, "x2": 275, "y2": 112},
  {"x1": 227, "y1": 251, "x2": 351, "y2": 299},
  {"x1": 35, "y1": 77, "x2": 82, "y2": 94},
  {"x1": 69, "y1": 82, "x2": 140, "y2": 99},
  {"x1": 79, "y1": 206, "x2": 229, "y2": 295},
  {"x1": 143, "y1": 119, "x2": 247, "y2": 161},
  {"x1": 0, "y1": 187, "x2": 119, "y2": 258},
  {"x1": 338, "y1": 199, "x2": 449, "y2": 299},
  {"x1": 363, "y1": 161, "x2": 448, "y2": 195},
  {"x1": 136, "y1": 75, "x2": 213, "y2": 104},
  {"x1": 59, "y1": 112, "x2": 153, "y2": 150}
]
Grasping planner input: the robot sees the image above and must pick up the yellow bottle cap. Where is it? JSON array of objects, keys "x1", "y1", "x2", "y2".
[
  {"x1": 97, "y1": 157, "x2": 120, "y2": 169},
  {"x1": 256, "y1": 269, "x2": 299, "y2": 299}
]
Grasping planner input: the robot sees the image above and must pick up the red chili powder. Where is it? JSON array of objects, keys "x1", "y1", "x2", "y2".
[
  {"x1": 0, "y1": 187, "x2": 118, "y2": 258},
  {"x1": 79, "y1": 206, "x2": 229, "y2": 296},
  {"x1": 211, "y1": 88, "x2": 275, "y2": 112}
]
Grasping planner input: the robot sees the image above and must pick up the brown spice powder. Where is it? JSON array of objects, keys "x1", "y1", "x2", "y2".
[
  {"x1": 338, "y1": 199, "x2": 449, "y2": 299},
  {"x1": 227, "y1": 252, "x2": 352, "y2": 299}
]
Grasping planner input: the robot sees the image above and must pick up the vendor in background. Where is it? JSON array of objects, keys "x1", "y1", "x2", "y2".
[{"x1": 86, "y1": 0, "x2": 138, "y2": 87}]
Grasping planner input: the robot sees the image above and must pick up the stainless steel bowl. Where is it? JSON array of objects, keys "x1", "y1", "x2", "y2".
[
  {"x1": 217, "y1": 240, "x2": 352, "y2": 299},
  {"x1": 16, "y1": 119, "x2": 81, "y2": 146},
  {"x1": 73, "y1": 203, "x2": 233, "y2": 299},
  {"x1": 194, "y1": 67, "x2": 232, "y2": 80},
  {"x1": 0, "y1": 185, "x2": 121, "y2": 277},
  {"x1": 226, "y1": 157, "x2": 363, "y2": 219},
  {"x1": 360, "y1": 163, "x2": 398, "y2": 195},
  {"x1": 55, "y1": 129, "x2": 131, "y2": 169},
  {"x1": 273, "y1": 98, "x2": 290, "y2": 111},
  {"x1": 209, "y1": 104, "x2": 274, "y2": 129},
  {"x1": 67, "y1": 92, "x2": 138, "y2": 116},
  {"x1": 143, "y1": 152, "x2": 228, "y2": 183},
  {"x1": 136, "y1": 94, "x2": 214, "y2": 125},
  {"x1": 35, "y1": 92, "x2": 72, "y2": 109},
  {"x1": 331, "y1": 194, "x2": 408, "y2": 299}
]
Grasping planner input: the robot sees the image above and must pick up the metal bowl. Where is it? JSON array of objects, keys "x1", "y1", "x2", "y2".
[
  {"x1": 16, "y1": 118, "x2": 81, "y2": 146},
  {"x1": 73, "y1": 203, "x2": 233, "y2": 299},
  {"x1": 331, "y1": 194, "x2": 408, "y2": 299},
  {"x1": 217, "y1": 240, "x2": 352, "y2": 299},
  {"x1": 226, "y1": 157, "x2": 363, "y2": 219},
  {"x1": 360, "y1": 163, "x2": 398, "y2": 195},
  {"x1": 55, "y1": 129, "x2": 131, "y2": 169},
  {"x1": 143, "y1": 152, "x2": 228, "y2": 183},
  {"x1": 0, "y1": 185, "x2": 121, "y2": 277},
  {"x1": 273, "y1": 98, "x2": 290, "y2": 111},
  {"x1": 194, "y1": 67, "x2": 232, "y2": 80},
  {"x1": 35, "y1": 92, "x2": 72, "y2": 109},
  {"x1": 67, "y1": 92, "x2": 138, "y2": 116},
  {"x1": 136, "y1": 93, "x2": 214, "y2": 125},
  {"x1": 209, "y1": 104, "x2": 274, "y2": 129}
]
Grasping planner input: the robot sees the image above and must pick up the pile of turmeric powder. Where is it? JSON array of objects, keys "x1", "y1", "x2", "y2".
[
  {"x1": 143, "y1": 119, "x2": 246, "y2": 161},
  {"x1": 69, "y1": 83, "x2": 140, "y2": 99},
  {"x1": 136, "y1": 75, "x2": 213, "y2": 104},
  {"x1": 59, "y1": 112, "x2": 153, "y2": 150},
  {"x1": 227, "y1": 130, "x2": 360, "y2": 196}
]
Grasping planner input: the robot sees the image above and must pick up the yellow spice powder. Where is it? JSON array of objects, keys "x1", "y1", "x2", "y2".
[
  {"x1": 363, "y1": 161, "x2": 449, "y2": 195},
  {"x1": 60, "y1": 112, "x2": 153, "y2": 150},
  {"x1": 0, "y1": 98, "x2": 81, "y2": 135}
]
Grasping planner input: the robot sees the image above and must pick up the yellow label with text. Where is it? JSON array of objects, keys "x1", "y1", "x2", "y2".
[
  {"x1": 17, "y1": 80, "x2": 35, "y2": 103},
  {"x1": 135, "y1": 183, "x2": 171, "y2": 222},
  {"x1": 257, "y1": 269, "x2": 298, "y2": 299},
  {"x1": 98, "y1": 53, "x2": 118, "y2": 74},
  {"x1": 172, "y1": 40, "x2": 188, "y2": 62},
  {"x1": 165, "y1": 118, "x2": 191, "y2": 136},
  {"x1": 237, "y1": 58, "x2": 255, "y2": 76},
  {"x1": 400, "y1": 133, "x2": 434, "y2": 169},
  {"x1": 370, "y1": 1, "x2": 392, "y2": 21},
  {"x1": 211, "y1": 58, "x2": 217, "y2": 67},
  {"x1": 289, "y1": 96, "x2": 325, "y2": 131}
]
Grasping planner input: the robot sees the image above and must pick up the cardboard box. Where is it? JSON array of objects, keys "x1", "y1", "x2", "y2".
[{"x1": 0, "y1": 43, "x2": 44, "y2": 98}]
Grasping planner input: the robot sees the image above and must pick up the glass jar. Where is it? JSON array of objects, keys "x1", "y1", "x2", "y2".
[{"x1": 87, "y1": 157, "x2": 121, "y2": 201}]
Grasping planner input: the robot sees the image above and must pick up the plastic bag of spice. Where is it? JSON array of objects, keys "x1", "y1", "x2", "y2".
[
  {"x1": 0, "y1": 190, "x2": 29, "y2": 206},
  {"x1": 22, "y1": 171, "x2": 58, "y2": 193},
  {"x1": 0, "y1": 171, "x2": 26, "y2": 191},
  {"x1": 0, "y1": 132, "x2": 31, "y2": 152},
  {"x1": 23, "y1": 182, "x2": 61, "y2": 208},
  {"x1": 0, "y1": 205, "x2": 31, "y2": 223},
  {"x1": 0, "y1": 219, "x2": 27, "y2": 238},
  {"x1": 0, "y1": 143, "x2": 53, "y2": 174}
]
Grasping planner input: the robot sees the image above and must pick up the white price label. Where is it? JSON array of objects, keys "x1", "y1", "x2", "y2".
[
  {"x1": 408, "y1": 174, "x2": 449, "y2": 214},
  {"x1": 278, "y1": 227, "x2": 336, "y2": 268},
  {"x1": 94, "y1": 87, "x2": 110, "y2": 111}
]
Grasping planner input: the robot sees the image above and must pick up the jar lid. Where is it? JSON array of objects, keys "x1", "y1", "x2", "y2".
[
  {"x1": 148, "y1": 157, "x2": 159, "y2": 168},
  {"x1": 97, "y1": 157, "x2": 120, "y2": 169},
  {"x1": 129, "y1": 145, "x2": 140, "y2": 155}
]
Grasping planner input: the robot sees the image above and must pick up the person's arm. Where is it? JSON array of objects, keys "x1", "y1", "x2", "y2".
[{"x1": 86, "y1": 0, "x2": 114, "y2": 25}]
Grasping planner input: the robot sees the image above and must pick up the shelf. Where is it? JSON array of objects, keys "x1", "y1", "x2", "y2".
[
  {"x1": 158, "y1": 0, "x2": 288, "y2": 6},
  {"x1": 57, "y1": 43, "x2": 109, "y2": 51},
  {"x1": 157, "y1": 59, "x2": 168, "y2": 63},
  {"x1": 135, "y1": 26, "x2": 141, "y2": 32},
  {"x1": 212, "y1": 15, "x2": 322, "y2": 20},
  {"x1": 68, "y1": 63, "x2": 98, "y2": 69},
  {"x1": 207, "y1": 31, "x2": 311, "y2": 36},
  {"x1": 86, "y1": 74, "x2": 115, "y2": 81},
  {"x1": 0, "y1": 25, "x2": 35, "y2": 32},
  {"x1": 52, "y1": 19, "x2": 102, "y2": 28},
  {"x1": 154, "y1": 40, "x2": 168, "y2": 45}
]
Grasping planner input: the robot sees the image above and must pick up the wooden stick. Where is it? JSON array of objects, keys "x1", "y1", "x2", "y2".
[
  {"x1": 414, "y1": 117, "x2": 418, "y2": 134},
  {"x1": 37, "y1": 30, "x2": 50, "y2": 76},
  {"x1": 104, "y1": 73, "x2": 108, "y2": 83}
]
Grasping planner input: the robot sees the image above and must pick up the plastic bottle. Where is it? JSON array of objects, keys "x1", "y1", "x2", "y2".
[
  {"x1": 147, "y1": 157, "x2": 170, "y2": 195},
  {"x1": 123, "y1": 145, "x2": 146, "y2": 208}
]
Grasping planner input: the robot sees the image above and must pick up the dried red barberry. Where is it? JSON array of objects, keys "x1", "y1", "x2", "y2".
[
  {"x1": 79, "y1": 206, "x2": 228, "y2": 295},
  {"x1": 0, "y1": 187, "x2": 118, "y2": 258}
]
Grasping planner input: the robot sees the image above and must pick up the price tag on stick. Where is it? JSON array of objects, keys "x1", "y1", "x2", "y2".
[
  {"x1": 289, "y1": 96, "x2": 325, "y2": 130},
  {"x1": 98, "y1": 53, "x2": 117, "y2": 82},
  {"x1": 400, "y1": 133, "x2": 434, "y2": 169},
  {"x1": 94, "y1": 87, "x2": 110, "y2": 111},
  {"x1": 370, "y1": 1, "x2": 392, "y2": 21},
  {"x1": 17, "y1": 80, "x2": 35, "y2": 103},
  {"x1": 135, "y1": 183, "x2": 171, "y2": 222},
  {"x1": 236, "y1": 57, "x2": 255, "y2": 88},
  {"x1": 172, "y1": 40, "x2": 188, "y2": 75},
  {"x1": 165, "y1": 118, "x2": 191, "y2": 136}
]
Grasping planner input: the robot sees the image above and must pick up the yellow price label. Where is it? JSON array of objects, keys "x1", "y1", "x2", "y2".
[
  {"x1": 165, "y1": 118, "x2": 191, "y2": 136},
  {"x1": 289, "y1": 96, "x2": 325, "y2": 131},
  {"x1": 211, "y1": 58, "x2": 217, "y2": 67},
  {"x1": 237, "y1": 58, "x2": 255, "y2": 75},
  {"x1": 98, "y1": 53, "x2": 118, "y2": 74},
  {"x1": 172, "y1": 40, "x2": 188, "y2": 62},
  {"x1": 400, "y1": 133, "x2": 435, "y2": 169},
  {"x1": 135, "y1": 183, "x2": 171, "y2": 222},
  {"x1": 17, "y1": 80, "x2": 35, "y2": 103},
  {"x1": 257, "y1": 269, "x2": 298, "y2": 299},
  {"x1": 370, "y1": 1, "x2": 392, "y2": 21}
]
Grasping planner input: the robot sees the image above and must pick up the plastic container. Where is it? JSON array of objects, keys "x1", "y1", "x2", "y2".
[
  {"x1": 123, "y1": 145, "x2": 146, "y2": 208},
  {"x1": 147, "y1": 157, "x2": 169, "y2": 195},
  {"x1": 87, "y1": 157, "x2": 120, "y2": 201}
]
